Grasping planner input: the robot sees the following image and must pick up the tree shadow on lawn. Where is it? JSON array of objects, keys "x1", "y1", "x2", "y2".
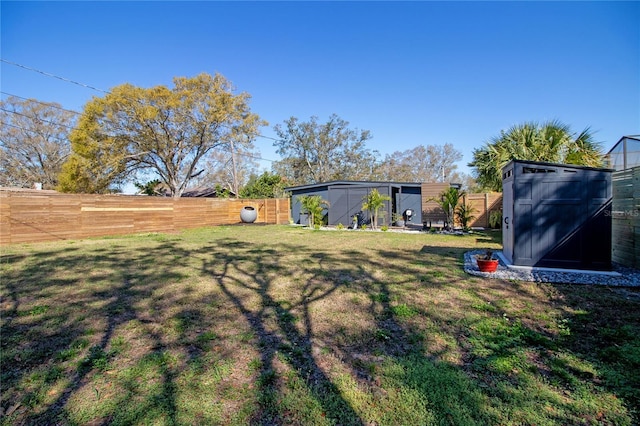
[
  {"x1": 199, "y1": 239, "x2": 366, "y2": 425},
  {"x1": 403, "y1": 248, "x2": 639, "y2": 424},
  {"x1": 544, "y1": 283, "x2": 640, "y2": 422},
  {"x1": 350, "y1": 247, "x2": 502, "y2": 425},
  {"x1": 1, "y1": 240, "x2": 197, "y2": 425},
  {"x1": 195, "y1": 238, "x2": 508, "y2": 424},
  {"x1": 2, "y1": 230, "x2": 638, "y2": 425}
]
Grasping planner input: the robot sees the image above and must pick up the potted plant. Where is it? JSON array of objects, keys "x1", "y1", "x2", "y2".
[
  {"x1": 476, "y1": 249, "x2": 499, "y2": 272},
  {"x1": 392, "y1": 213, "x2": 405, "y2": 227}
]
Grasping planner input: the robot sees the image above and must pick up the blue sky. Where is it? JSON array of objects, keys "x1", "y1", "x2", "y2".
[{"x1": 2, "y1": 1, "x2": 639, "y2": 179}]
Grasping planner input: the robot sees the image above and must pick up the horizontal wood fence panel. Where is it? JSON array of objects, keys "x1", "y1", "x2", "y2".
[
  {"x1": 612, "y1": 167, "x2": 640, "y2": 268},
  {"x1": 420, "y1": 183, "x2": 450, "y2": 225},
  {"x1": 0, "y1": 189, "x2": 290, "y2": 245},
  {"x1": 419, "y1": 183, "x2": 502, "y2": 228},
  {"x1": 463, "y1": 193, "x2": 503, "y2": 228}
]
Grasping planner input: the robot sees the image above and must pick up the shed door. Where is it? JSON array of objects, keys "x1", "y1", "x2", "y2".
[
  {"x1": 328, "y1": 188, "x2": 350, "y2": 226},
  {"x1": 398, "y1": 189, "x2": 422, "y2": 224},
  {"x1": 535, "y1": 177, "x2": 584, "y2": 268},
  {"x1": 328, "y1": 186, "x2": 370, "y2": 226}
]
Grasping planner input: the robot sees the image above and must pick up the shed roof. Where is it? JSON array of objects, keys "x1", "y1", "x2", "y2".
[
  {"x1": 285, "y1": 180, "x2": 422, "y2": 192},
  {"x1": 503, "y1": 159, "x2": 614, "y2": 173}
]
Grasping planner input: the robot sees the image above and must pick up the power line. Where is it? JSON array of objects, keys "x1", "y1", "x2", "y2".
[
  {"x1": 1, "y1": 91, "x2": 82, "y2": 116},
  {"x1": 1, "y1": 59, "x2": 110, "y2": 94},
  {"x1": 1, "y1": 121, "x2": 282, "y2": 174},
  {"x1": 1, "y1": 59, "x2": 283, "y2": 146},
  {"x1": 0, "y1": 121, "x2": 71, "y2": 144},
  {"x1": 0, "y1": 107, "x2": 77, "y2": 130},
  {"x1": 1, "y1": 106, "x2": 277, "y2": 163},
  {"x1": 1, "y1": 115, "x2": 276, "y2": 162}
]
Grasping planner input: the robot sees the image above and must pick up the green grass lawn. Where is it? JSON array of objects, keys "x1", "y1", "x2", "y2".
[{"x1": 1, "y1": 225, "x2": 639, "y2": 425}]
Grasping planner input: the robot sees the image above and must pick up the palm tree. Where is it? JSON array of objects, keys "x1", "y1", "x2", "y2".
[
  {"x1": 434, "y1": 187, "x2": 464, "y2": 230},
  {"x1": 455, "y1": 201, "x2": 476, "y2": 231},
  {"x1": 469, "y1": 120, "x2": 603, "y2": 192},
  {"x1": 298, "y1": 195, "x2": 329, "y2": 228},
  {"x1": 362, "y1": 188, "x2": 391, "y2": 230}
]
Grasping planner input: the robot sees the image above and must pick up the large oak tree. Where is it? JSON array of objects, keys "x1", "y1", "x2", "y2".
[
  {"x1": 0, "y1": 96, "x2": 74, "y2": 189},
  {"x1": 58, "y1": 73, "x2": 265, "y2": 197}
]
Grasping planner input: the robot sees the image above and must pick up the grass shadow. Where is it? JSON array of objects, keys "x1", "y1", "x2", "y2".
[
  {"x1": 1, "y1": 227, "x2": 638, "y2": 425},
  {"x1": 199, "y1": 238, "x2": 366, "y2": 425}
]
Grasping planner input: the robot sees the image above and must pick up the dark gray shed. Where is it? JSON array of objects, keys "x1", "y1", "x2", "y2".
[
  {"x1": 502, "y1": 160, "x2": 613, "y2": 271},
  {"x1": 286, "y1": 181, "x2": 422, "y2": 227}
]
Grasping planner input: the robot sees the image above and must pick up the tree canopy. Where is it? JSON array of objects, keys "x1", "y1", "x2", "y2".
[
  {"x1": 240, "y1": 171, "x2": 287, "y2": 199},
  {"x1": 273, "y1": 114, "x2": 377, "y2": 185},
  {"x1": 192, "y1": 141, "x2": 260, "y2": 196},
  {"x1": 0, "y1": 96, "x2": 74, "y2": 189},
  {"x1": 375, "y1": 143, "x2": 464, "y2": 184},
  {"x1": 58, "y1": 73, "x2": 265, "y2": 197},
  {"x1": 469, "y1": 120, "x2": 604, "y2": 192}
]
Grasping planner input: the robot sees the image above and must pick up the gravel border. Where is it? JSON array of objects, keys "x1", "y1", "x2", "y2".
[{"x1": 464, "y1": 250, "x2": 640, "y2": 287}]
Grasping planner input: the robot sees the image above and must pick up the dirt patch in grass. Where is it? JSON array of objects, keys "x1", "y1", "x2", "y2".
[{"x1": 1, "y1": 226, "x2": 639, "y2": 425}]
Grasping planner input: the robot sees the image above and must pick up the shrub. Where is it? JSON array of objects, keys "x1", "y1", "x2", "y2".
[
  {"x1": 298, "y1": 195, "x2": 330, "y2": 228},
  {"x1": 362, "y1": 189, "x2": 391, "y2": 230},
  {"x1": 489, "y1": 210, "x2": 502, "y2": 229},
  {"x1": 456, "y1": 202, "x2": 476, "y2": 231}
]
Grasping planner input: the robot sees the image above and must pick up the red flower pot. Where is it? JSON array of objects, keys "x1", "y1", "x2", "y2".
[{"x1": 477, "y1": 259, "x2": 499, "y2": 273}]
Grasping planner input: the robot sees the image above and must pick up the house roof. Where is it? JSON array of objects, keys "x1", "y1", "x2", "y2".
[
  {"x1": 284, "y1": 180, "x2": 423, "y2": 192},
  {"x1": 181, "y1": 186, "x2": 237, "y2": 197},
  {"x1": 153, "y1": 185, "x2": 237, "y2": 197}
]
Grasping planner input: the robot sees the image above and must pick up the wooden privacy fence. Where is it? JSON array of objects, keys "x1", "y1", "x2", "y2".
[
  {"x1": 420, "y1": 183, "x2": 502, "y2": 228},
  {"x1": 0, "y1": 188, "x2": 290, "y2": 245},
  {"x1": 612, "y1": 167, "x2": 640, "y2": 268},
  {"x1": 463, "y1": 193, "x2": 503, "y2": 228},
  {"x1": 421, "y1": 183, "x2": 449, "y2": 225}
]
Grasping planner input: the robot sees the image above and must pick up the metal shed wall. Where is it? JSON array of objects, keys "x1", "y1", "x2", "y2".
[
  {"x1": 397, "y1": 186, "x2": 422, "y2": 225},
  {"x1": 327, "y1": 184, "x2": 422, "y2": 227},
  {"x1": 287, "y1": 181, "x2": 422, "y2": 227},
  {"x1": 328, "y1": 184, "x2": 389, "y2": 226},
  {"x1": 502, "y1": 160, "x2": 612, "y2": 270}
]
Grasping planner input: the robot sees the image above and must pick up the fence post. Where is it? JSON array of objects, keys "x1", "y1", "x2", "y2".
[{"x1": 484, "y1": 193, "x2": 489, "y2": 227}]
